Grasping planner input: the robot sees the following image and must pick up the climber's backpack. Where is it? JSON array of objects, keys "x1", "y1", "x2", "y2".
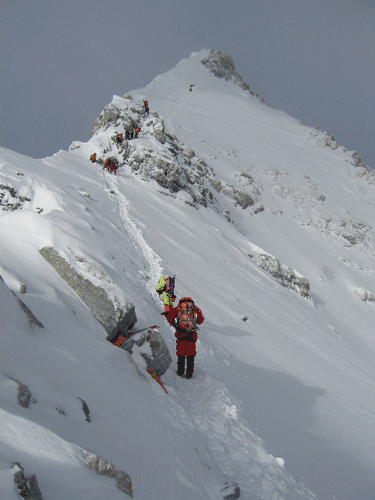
[
  {"x1": 176, "y1": 297, "x2": 197, "y2": 333},
  {"x1": 165, "y1": 276, "x2": 175, "y2": 295}
]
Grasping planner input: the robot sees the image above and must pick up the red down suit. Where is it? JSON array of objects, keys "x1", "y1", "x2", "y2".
[{"x1": 166, "y1": 298, "x2": 204, "y2": 356}]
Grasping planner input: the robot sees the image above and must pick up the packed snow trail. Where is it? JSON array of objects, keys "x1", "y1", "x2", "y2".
[
  {"x1": 99, "y1": 168, "x2": 164, "y2": 298},
  {"x1": 163, "y1": 367, "x2": 318, "y2": 500},
  {"x1": 97, "y1": 166, "x2": 318, "y2": 499}
]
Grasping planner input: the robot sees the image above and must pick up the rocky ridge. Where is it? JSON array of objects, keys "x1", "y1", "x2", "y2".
[
  {"x1": 82, "y1": 90, "x2": 260, "y2": 214},
  {"x1": 201, "y1": 50, "x2": 269, "y2": 106}
]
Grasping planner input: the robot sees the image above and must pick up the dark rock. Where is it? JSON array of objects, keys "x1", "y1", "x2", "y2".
[
  {"x1": 8, "y1": 377, "x2": 33, "y2": 408},
  {"x1": 78, "y1": 397, "x2": 91, "y2": 423},
  {"x1": 12, "y1": 462, "x2": 44, "y2": 500},
  {"x1": 221, "y1": 480, "x2": 241, "y2": 500}
]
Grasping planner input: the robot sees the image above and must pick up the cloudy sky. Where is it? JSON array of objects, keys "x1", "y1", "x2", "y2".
[{"x1": 1, "y1": 0, "x2": 374, "y2": 169}]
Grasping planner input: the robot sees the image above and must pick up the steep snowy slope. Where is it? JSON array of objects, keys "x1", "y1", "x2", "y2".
[{"x1": 1, "y1": 50, "x2": 374, "y2": 500}]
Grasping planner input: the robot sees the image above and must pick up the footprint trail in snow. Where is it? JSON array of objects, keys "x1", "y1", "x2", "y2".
[{"x1": 100, "y1": 170, "x2": 163, "y2": 297}]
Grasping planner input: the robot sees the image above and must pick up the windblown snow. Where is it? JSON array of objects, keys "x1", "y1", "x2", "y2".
[{"x1": 1, "y1": 49, "x2": 375, "y2": 500}]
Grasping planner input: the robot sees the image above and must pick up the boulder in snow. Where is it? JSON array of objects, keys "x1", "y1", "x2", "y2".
[
  {"x1": 39, "y1": 247, "x2": 136, "y2": 337},
  {"x1": 221, "y1": 480, "x2": 241, "y2": 500},
  {"x1": 121, "y1": 328, "x2": 172, "y2": 376}
]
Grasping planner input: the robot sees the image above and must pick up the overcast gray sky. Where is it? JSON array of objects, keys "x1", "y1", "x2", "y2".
[{"x1": 1, "y1": 0, "x2": 374, "y2": 169}]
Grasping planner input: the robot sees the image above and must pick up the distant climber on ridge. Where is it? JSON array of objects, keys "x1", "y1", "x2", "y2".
[
  {"x1": 103, "y1": 158, "x2": 118, "y2": 175},
  {"x1": 167, "y1": 297, "x2": 204, "y2": 379},
  {"x1": 134, "y1": 127, "x2": 141, "y2": 139},
  {"x1": 90, "y1": 153, "x2": 97, "y2": 163},
  {"x1": 155, "y1": 276, "x2": 176, "y2": 316},
  {"x1": 143, "y1": 100, "x2": 149, "y2": 116},
  {"x1": 116, "y1": 133, "x2": 123, "y2": 146}
]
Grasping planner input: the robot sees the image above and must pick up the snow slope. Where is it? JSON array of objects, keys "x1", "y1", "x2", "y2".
[{"x1": 1, "y1": 49, "x2": 375, "y2": 500}]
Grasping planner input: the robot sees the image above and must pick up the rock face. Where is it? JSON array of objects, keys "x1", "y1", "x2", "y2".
[
  {"x1": 201, "y1": 50, "x2": 269, "y2": 105},
  {"x1": 81, "y1": 450, "x2": 132, "y2": 497},
  {"x1": 221, "y1": 185, "x2": 254, "y2": 209},
  {"x1": 39, "y1": 247, "x2": 136, "y2": 337},
  {"x1": 201, "y1": 50, "x2": 250, "y2": 91},
  {"x1": 91, "y1": 103, "x2": 121, "y2": 137},
  {"x1": 90, "y1": 97, "x2": 165, "y2": 144},
  {"x1": 248, "y1": 244, "x2": 311, "y2": 298},
  {"x1": 121, "y1": 328, "x2": 172, "y2": 376},
  {"x1": 221, "y1": 480, "x2": 241, "y2": 500},
  {"x1": 9, "y1": 377, "x2": 34, "y2": 408},
  {"x1": 12, "y1": 462, "x2": 44, "y2": 500},
  {"x1": 88, "y1": 95, "x2": 258, "y2": 213}
]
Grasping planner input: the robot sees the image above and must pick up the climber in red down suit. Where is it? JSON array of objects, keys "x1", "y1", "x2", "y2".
[{"x1": 167, "y1": 297, "x2": 204, "y2": 379}]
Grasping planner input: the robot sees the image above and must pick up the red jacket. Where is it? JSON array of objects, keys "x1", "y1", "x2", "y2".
[{"x1": 166, "y1": 299, "x2": 204, "y2": 356}]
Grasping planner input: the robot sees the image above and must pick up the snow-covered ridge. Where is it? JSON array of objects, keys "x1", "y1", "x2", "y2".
[
  {"x1": 77, "y1": 91, "x2": 262, "y2": 213},
  {"x1": 1, "y1": 49, "x2": 375, "y2": 500}
]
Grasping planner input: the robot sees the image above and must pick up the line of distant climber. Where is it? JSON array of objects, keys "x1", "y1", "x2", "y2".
[{"x1": 89, "y1": 100, "x2": 150, "y2": 174}]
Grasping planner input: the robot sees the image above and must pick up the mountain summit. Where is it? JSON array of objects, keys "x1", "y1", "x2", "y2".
[{"x1": 1, "y1": 50, "x2": 375, "y2": 500}]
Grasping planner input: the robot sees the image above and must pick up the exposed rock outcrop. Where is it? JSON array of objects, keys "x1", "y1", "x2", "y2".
[
  {"x1": 39, "y1": 247, "x2": 136, "y2": 337},
  {"x1": 248, "y1": 243, "x2": 311, "y2": 298},
  {"x1": 10, "y1": 378, "x2": 34, "y2": 408},
  {"x1": 91, "y1": 103, "x2": 121, "y2": 136},
  {"x1": 12, "y1": 462, "x2": 44, "y2": 500},
  {"x1": 90, "y1": 97, "x2": 166, "y2": 144},
  {"x1": 221, "y1": 480, "x2": 241, "y2": 500},
  {"x1": 201, "y1": 50, "x2": 250, "y2": 91},
  {"x1": 0, "y1": 183, "x2": 24, "y2": 212},
  {"x1": 299, "y1": 213, "x2": 375, "y2": 258},
  {"x1": 201, "y1": 50, "x2": 269, "y2": 105},
  {"x1": 82, "y1": 450, "x2": 132, "y2": 497},
  {"x1": 310, "y1": 127, "x2": 339, "y2": 150},
  {"x1": 78, "y1": 397, "x2": 91, "y2": 422},
  {"x1": 89, "y1": 95, "x2": 258, "y2": 211},
  {"x1": 221, "y1": 185, "x2": 254, "y2": 209},
  {"x1": 353, "y1": 287, "x2": 375, "y2": 303},
  {"x1": 121, "y1": 328, "x2": 172, "y2": 376}
]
